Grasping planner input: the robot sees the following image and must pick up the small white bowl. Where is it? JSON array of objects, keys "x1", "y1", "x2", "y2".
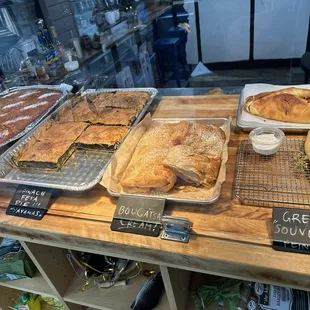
[{"x1": 249, "y1": 127, "x2": 285, "y2": 155}]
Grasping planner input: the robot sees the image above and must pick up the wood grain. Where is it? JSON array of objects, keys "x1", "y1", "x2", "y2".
[{"x1": 0, "y1": 95, "x2": 309, "y2": 290}]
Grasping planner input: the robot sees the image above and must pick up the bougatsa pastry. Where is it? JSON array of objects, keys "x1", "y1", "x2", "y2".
[
  {"x1": 164, "y1": 145, "x2": 221, "y2": 187},
  {"x1": 17, "y1": 122, "x2": 88, "y2": 169},
  {"x1": 244, "y1": 87, "x2": 310, "y2": 123},
  {"x1": 184, "y1": 123, "x2": 225, "y2": 157},
  {"x1": 120, "y1": 121, "x2": 192, "y2": 193},
  {"x1": 120, "y1": 121, "x2": 226, "y2": 193},
  {"x1": 75, "y1": 125, "x2": 129, "y2": 150},
  {"x1": 121, "y1": 146, "x2": 177, "y2": 193},
  {"x1": 138, "y1": 121, "x2": 192, "y2": 148}
]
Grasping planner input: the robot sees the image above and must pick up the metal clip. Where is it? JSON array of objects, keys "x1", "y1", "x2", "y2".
[{"x1": 161, "y1": 216, "x2": 192, "y2": 243}]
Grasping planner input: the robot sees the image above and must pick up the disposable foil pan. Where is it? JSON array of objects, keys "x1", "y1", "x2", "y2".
[
  {"x1": 107, "y1": 118, "x2": 229, "y2": 204},
  {"x1": 0, "y1": 88, "x2": 157, "y2": 191},
  {"x1": 0, "y1": 84, "x2": 72, "y2": 148}
]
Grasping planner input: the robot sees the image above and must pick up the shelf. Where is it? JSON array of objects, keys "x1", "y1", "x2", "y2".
[
  {"x1": 64, "y1": 273, "x2": 170, "y2": 310},
  {"x1": 0, "y1": 271, "x2": 54, "y2": 297}
]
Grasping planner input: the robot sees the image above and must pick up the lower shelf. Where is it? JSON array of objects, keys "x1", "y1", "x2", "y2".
[
  {"x1": 0, "y1": 271, "x2": 54, "y2": 297},
  {"x1": 64, "y1": 273, "x2": 170, "y2": 310}
]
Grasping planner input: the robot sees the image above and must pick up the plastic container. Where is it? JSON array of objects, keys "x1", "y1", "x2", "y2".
[{"x1": 249, "y1": 127, "x2": 285, "y2": 155}]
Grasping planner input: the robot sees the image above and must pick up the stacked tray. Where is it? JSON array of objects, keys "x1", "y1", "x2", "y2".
[
  {"x1": 0, "y1": 88, "x2": 157, "y2": 191},
  {"x1": 0, "y1": 84, "x2": 72, "y2": 148}
]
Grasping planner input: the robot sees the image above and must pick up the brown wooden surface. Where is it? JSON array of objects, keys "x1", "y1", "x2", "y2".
[{"x1": 0, "y1": 95, "x2": 310, "y2": 290}]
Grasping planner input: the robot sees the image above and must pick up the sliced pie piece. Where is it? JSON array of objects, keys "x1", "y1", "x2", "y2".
[
  {"x1": 75, "y1": 125, "x2": 129, "y2": 150},
  {"x1": 92, "y1": 108, "x2": 137, "y2": 126},
  {"x1": 37, "y1": 122, "x2": 89, "y2": 143},
  {"x1": 18, "y1": 140, "x2": 76, "y2": 170},
  {"x1": 18, "y1": 122, "x2": 88, "y2": 169}
]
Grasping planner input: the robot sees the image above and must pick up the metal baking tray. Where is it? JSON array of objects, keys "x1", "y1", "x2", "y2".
[
  {"x1": 236, "y1": 89, "x2": 310, "y2": 133},
  {"x1": 0, "y1": 84, "x2": 72, "y2": 148},
  {"x1": 0, "y1": 88, "x2": 157, "y2": 191},
  {"x1": 107, "y1": 117, "x2": 229, "y2": 204}
]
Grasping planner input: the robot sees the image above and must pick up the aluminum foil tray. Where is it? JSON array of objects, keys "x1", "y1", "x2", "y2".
[
  {"x1": 107, "y1": 118, "x2": 229, "y2": 204},
  {"x1": 0, "y1": 84, "x2": 72, "y2": 148},
  {"x1": 0, "y1": 88, "x2": 157, "y2": 191}
]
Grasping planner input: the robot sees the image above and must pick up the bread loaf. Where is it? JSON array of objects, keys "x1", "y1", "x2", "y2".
[{"x1": 244, "y1": 87, "x2": 310, "y2": 123}]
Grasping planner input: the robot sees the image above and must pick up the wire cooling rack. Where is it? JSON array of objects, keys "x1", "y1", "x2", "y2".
[{"x1": 234, "y1": 139, "x2": 310, "y2": 208}]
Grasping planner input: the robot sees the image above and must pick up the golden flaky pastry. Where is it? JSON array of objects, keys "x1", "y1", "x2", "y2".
[
  {"x1": 121, "y1": 121, "x2": 226, "y2": 193},
  {"x1": 244, "y1": 87, "x2": 310, "y2": 123}
]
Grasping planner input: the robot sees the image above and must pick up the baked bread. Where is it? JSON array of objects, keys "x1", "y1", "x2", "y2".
[
  {"x1": 244, "y1": 87, "x2": 310, "y2": 123},
  {"x1": 164, "y1": 145, "x2": 221, "y2": 186}
]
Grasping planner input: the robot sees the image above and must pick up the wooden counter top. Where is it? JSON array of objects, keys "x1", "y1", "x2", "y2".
[{"x1": 0, "y1": 95, "x2": 309, "y2": 290}]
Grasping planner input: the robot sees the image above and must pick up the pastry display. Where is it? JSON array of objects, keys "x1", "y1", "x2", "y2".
[
  {"x1": 120, "y1": 121, "x2": 226, "y2": 193},
  {"x1": 15, "y1": 90, "x2": 152, "y2": 171},
  {"x1": 244, "y1": 87, "x2": 310, "y2": 123},
  {"x1": 75, "y1": 125, "x2": 129, "y2": 150},
  {"x1": 18, "y1": 122, "x2": 88, "y2": 169},
  {"x1": 0, "y1": 88, "x2": 62, "y2": 144}
]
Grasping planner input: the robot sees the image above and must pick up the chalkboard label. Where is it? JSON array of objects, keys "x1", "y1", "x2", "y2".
[
  {"x1": 111, "y1": 196, "x2": 165, "y2": 236},
  {"x1": 114, "y1": 196, "x2": 165, "y2": 224},
  {"x1": 6, "y1": 205, "x2": 46, "y2": 220},
  {"x1": 273, "y1": 207, "x2": 310, "y2": 246},
  {"x1": 111, "y1": 219, "x2": 161, "y2": 237},
  {"x1": 7, "y1": 185, "x2": 53, "y2": 220},
  {"x1": 273, "y1": 241, "x2": 310, "y2": 255}
]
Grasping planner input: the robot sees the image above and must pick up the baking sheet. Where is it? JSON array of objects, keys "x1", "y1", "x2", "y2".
[
  {"x1": 0, "y1": 84, "x2": 72, "y2": 148},
  {"x1": 236, "y1": 83, "x2": 310, "y2": 132},
  {"x1": 0, "y1": 88, "x2": 157, "y2": 191},
  {"x1": 101, "y1": 115, "x2": 231, "y2": 204}
]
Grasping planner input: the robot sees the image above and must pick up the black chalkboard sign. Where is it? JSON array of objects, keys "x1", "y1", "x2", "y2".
[
  {"x1": 6, "y1": 205, "x2": 46, "y2": 220},
  {"x1": 111, "y1": 219, "x2": 161, "y2": 237},
  {"x1": 273, "y1": 241, "x2": 310, "y2": 255},
  {"x1": 273, "y1": 207, "x2": 310, "y2": 249},
  {"x1": 6, "y1": 185, "x2": 53, "y2": 220},
  {"x1": 111, "y1": 196, "x2": 165, "y2": 236}
]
